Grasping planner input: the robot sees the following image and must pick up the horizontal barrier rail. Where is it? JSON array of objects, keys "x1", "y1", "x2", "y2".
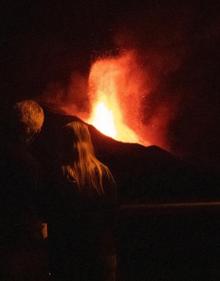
[{"x1": 119, "y1": 201, "x2": 220, "y2": 215}]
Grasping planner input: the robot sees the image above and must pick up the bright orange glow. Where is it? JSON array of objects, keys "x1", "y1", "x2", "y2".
[
  {"x1": 90, "y1": 101, "x2": 117, "y2": 138},
  {"x1": 87, "y1": 54, "x2": 141, "y2": 143},
  {"x1": 42, "y1": 50, "x2": 172, "y2": 149}
]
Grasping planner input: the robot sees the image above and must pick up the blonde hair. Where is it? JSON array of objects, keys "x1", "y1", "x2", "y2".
[{"x1": 61, "y1": 121, "x2": 113, "y2": 194}]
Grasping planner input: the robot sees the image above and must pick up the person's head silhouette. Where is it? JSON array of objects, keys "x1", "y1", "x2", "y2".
[{"x1": 11, "y1": 100, "x2": 44, "y2": 144}]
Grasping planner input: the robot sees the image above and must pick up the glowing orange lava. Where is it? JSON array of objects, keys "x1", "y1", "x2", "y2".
[
  {"x1": 87, "y1": 55, "x2": 140, "y2": 143},
  {"x1": 89, "y1": 102, "x2": 117, "y2": 138}
]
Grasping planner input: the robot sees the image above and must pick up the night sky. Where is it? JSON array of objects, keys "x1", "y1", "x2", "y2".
[{"x1": 0, "y1": 0, "x2": 220, "y2": 170}]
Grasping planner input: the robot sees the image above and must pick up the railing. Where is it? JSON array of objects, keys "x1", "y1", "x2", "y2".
[{"x1": 119, "y1": 201, "x2": 220, "y2": 214}]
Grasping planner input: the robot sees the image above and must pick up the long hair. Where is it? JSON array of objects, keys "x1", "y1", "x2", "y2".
[{"x1": 60, "y1": 121, "x2": 113, "y2": 194}]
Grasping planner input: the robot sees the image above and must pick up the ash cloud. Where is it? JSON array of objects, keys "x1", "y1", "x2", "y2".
[
  {"x1": 38, "y1": 71, "x2": 89, "y2": 119},
  {"x1": 110, "y1": 1, "x2": 220, "y2": 167}
]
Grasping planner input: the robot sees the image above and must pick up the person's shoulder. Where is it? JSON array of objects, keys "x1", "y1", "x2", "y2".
[
  {"x1": 100, "y1": 164, "x2": 117, "y2": 201},
  {"x1": 101, "y1": 164, "x2": 114, "y2": 185}
]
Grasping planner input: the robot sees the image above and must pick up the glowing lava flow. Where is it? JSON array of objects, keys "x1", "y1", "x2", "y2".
[
  {"x1": 89, "y1": 101, "x2": 117, "y2": 138},
  {"x1": 88, "y1": 99, "x2": 139, "y2": 142},
  {"x1": 87, "y1": 57, "x2": 140, "y2": 143}
]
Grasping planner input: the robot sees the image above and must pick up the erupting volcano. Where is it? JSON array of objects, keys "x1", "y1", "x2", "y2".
[
  {"x1": 86, "y1": 52, "x2": 149, "y2": 145},
  {"x1": 41, "y1": 51, "x2": 171, "y2": 149}
]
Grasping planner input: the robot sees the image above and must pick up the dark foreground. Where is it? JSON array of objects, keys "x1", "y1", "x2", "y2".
[
  {"x1": 118, "y1": 202, "x2": 220, "y2": 281},
  {"x1": 1, "y1": 202, "x2": 220, "y2": 281}
]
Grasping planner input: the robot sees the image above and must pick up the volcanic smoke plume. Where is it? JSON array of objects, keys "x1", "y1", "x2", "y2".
[{"x1": 40, "y1": 49, "x2": 178, "y2": 149}]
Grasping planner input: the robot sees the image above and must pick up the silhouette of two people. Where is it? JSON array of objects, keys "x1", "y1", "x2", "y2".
[{"x1": 0, "y1": 100, "x2": 117, "y2": 281}]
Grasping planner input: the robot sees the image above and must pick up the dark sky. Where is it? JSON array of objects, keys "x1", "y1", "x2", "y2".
[{"x1": 0, "y1": 0, "x2": 220, "y2": 170}]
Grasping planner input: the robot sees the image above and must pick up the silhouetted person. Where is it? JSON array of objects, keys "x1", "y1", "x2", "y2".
[
  {"x1": 0, "y1": 100, "x2": 47, "y2": 281},
  {"x1": 43, "y1": 120, "x2": 117, "y2": 281}
]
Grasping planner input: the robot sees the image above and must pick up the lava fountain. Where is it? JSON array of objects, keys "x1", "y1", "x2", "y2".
[
  {"x1": 41, "y1": 50, "x2": 172, "y2": 149},
  {"x1": 86, "y1": 52, "x2": 150, "y2": 145}
]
